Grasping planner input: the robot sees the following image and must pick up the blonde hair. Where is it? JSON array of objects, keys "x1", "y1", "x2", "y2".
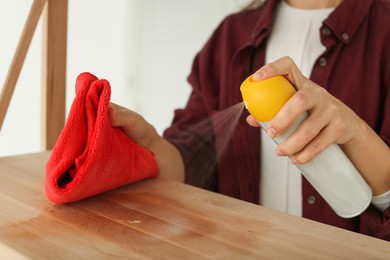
[{"x1": 243, "y1": 0, "x2": 266, "y2": 11}]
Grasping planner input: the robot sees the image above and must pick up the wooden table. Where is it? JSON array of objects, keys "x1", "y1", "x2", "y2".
[{"x1": 0, "y1": 152, "x2": 389, "y2": 259}]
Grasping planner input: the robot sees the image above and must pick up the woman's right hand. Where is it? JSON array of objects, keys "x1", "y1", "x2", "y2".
[
  {"x1": 108, "y1": 102, "x2": 159, "y2": 150},
  {"x1": 108, "y1": 102, "x2": 185, "y2": 182}
]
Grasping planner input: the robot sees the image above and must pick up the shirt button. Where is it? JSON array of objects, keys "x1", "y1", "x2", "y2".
[
  {"x1": 342, "y1": 32, "x2": 349, "y2": 41},
  {"x1": 307, "y1": 195, "x2": 316, "y2": 205},
  {"x1": 319, "y1": 57, "x2": 327, "y2": 67},
  {"x1": 322, "y1": 27, "x2": 331, "y2": 36}
]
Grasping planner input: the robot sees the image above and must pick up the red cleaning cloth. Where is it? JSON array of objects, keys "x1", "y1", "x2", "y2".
[{"x1": 45, "y1": 72, "x2": 159, "y2": 204}]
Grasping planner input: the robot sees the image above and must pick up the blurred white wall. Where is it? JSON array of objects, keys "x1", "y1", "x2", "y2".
[{"x1": 0, "y1": 0, "x2": 250, "y2": 156}]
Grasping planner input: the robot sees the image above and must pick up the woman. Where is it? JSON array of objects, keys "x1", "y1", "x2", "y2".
[{"x1": 109, "y1": 0, "x2": 390, "y2": 240}]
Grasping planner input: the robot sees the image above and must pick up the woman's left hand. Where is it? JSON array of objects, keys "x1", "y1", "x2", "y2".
[
  {"x1": 247, "y1": 56, "x2": 390, "y2": 195},
  {"x1": 247, "y1": 56, "x2": 362, "y2": 164}
]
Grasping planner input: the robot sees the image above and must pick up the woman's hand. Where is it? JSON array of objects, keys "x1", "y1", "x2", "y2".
[
  {"x1": 108, "y1": 103, "x2": 185, "y2": 182},
  {"x1": 249, "y1": 56, "x2": 360, "y2": 164},
  {"x1": 248, "y1": 56, "x2": 390, "y2": 195},
  {"x1": 108, "y1": 103, "x2": 159, "y2": 150}
]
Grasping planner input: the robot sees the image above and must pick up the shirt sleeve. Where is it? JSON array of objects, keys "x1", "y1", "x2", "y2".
[
  {"x1": 372, "y1": 190, "x2": 390, "y2": 212},
  {"x1": 163, "y1": 50, "x2": 220, "y2": 191},
  {"x1": 360, "y1": 205, "x2": 390, "y2": 240}
]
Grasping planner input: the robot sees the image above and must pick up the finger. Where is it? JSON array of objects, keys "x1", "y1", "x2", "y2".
[
  {"x1": 108, "y1": 103, "x2": 130, "y2": 127},
  {"x1": 115, "y1": 109, "x2": 142, "y2": 135},
  {"x1": 252, "y1": 56, "x2": 307, "y2": 89},
  {"x1": 109, "y1": 102, "x2": 127, "y2": 110},
  {"x1": 268, "y1": 84, "x2": 323, "y2": 138},
  {"x1": 267, "y1": 88, "x2": 313, "y2": 138},
  {"x1": 276, "y1": 107, "x2": 332, "y2": 156},
  {"x1": 246, "y1": 115, "x2": 260, "y2": 127},
  {"x1": 107, "y1": 103, "x2": 157, "y2": 148},
  {"x1": 289, "y1": 125, "x2": 337, "y2": 164},
  {"x1": 108, "y1": 106, "x2": 118, "y2": 125},
  {"x1": 108, "y1": 103, "x2": 142, "y2": 136}
]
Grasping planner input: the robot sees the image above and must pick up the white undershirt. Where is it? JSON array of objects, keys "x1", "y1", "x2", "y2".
[{"x1": 260, "y1": 1, "x2": 334, "y2": 216}]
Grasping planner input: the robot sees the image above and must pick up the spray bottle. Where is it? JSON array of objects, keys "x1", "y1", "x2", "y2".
[{"x1": 240, "y1": 75, "x2": 372, "y2": 218}]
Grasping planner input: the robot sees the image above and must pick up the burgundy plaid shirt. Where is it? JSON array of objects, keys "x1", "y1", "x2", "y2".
[{"x1": 164, "y1": 0, "x2": 390, "y2": 240}]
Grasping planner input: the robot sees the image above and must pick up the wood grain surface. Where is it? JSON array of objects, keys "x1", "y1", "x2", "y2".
[{"x1": 0, "y1": 152, "x2": 389, "y2": 259}]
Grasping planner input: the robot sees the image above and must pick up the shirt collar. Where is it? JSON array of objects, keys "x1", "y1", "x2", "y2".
[
  {"x1": 249, "y1": 0, "x2": 373, "y2": 45},
  {"x1": 249, "y1": 0, "x2": 279, "y2": 45}
]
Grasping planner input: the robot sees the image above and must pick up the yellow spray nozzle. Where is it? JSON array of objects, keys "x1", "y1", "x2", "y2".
[{"x1": 240, "y1": 75, "x2": 296, "y2": 122}]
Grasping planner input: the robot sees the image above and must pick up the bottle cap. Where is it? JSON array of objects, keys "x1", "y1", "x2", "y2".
[{"x1": 240, "y1": 75, "x2": 296, "y2": 122}]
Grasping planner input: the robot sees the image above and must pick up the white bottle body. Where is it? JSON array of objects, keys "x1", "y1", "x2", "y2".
[{"x1": 261, "y1": 112, "x2": 372, "y2": 218}]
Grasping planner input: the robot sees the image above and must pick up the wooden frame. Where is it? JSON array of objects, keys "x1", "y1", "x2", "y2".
[
  {"x1": 0, "y1": 0, "x2": 67, "y2": 150},
  {"x1": 41, "y1": 0, "x2": 67, "y2": 149}
]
